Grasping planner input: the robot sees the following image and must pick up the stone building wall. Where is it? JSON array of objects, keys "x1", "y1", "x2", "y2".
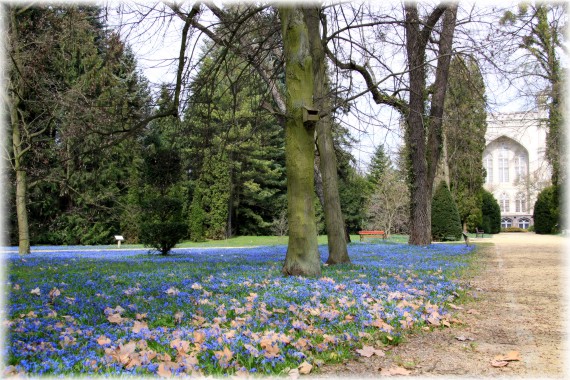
[{"x1": 483, "y1": 107, "x2": 551, "y2": 228}]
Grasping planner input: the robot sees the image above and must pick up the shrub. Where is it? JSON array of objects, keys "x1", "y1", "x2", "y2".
[
  {"x1": 139, "y1": 195, "x2": 187, "y2": 255},
  {"x1": 533, "y1": 185, "x2": 560, "y2": 234},
  {"x1": 431, "y1": 181, "x2": 462, "y2": 241},
  {"x1": 501, "y1": 227, "x2": 525, "y2": 233},
  {"x1": 480, "y1": 189, "x2": 501, "y2": 234}
]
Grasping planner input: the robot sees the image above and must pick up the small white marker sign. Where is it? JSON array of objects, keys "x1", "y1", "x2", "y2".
[{"x1": 114, "y1": 235, "x2": 124, "y2": 248}]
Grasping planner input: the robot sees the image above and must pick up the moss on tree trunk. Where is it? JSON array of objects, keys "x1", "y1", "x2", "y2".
[{"x1": 279, "y1": 7, "x2": 321, "y2": 277}]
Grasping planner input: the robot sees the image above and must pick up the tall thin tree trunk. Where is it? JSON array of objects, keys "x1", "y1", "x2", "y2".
[
  {"x1": 9, "y1": 9, "x2": 30, "y2": 255},
  {"x1": 11, "y1": 98, "x2": 30, "y2": 255},
  {"x1": 304, "y1": 6, "x2": 349, "y2": 265},
  {"x1": 279, "y1": 7, "x2": 321, "y2": 277}
]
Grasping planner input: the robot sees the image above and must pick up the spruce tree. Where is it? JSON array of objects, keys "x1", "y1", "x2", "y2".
[
  {"x1": 367, "y1": 144, "x2": 392, "y2": 186},
  {"x1": 183, "y1": 46, "x2": 286, "y2": 238},
  {"x1": 431, "y1": 181, "x2": 462, "y2": 241},
  {"x1": 8, "y1": 5, "x2": 152, "y2": 247}
]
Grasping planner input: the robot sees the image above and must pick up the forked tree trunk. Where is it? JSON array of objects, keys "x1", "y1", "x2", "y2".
[
  {"x1": 279, "y1": 7, "x2": 321, "y2": 277},
  {"x1": 304, "y1": 6, "x2": 349, "y2": 265},
  {"x1": 405, "y1": 4, "x2": 457, "y2": 246}
]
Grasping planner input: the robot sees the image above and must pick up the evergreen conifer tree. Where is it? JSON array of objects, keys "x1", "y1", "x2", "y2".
[
  {"x1": 188, "y1": 184, "x2": 206, "y2": 242},
  {"x1": 431, "y1": 181, "x2": 462, "y2": 241},
  {"x1": 533, "y1": 185, "x2": 559, "y2": 234},
  {"x1": 480, "y1": 189, "x2": 501, "y2": 234},
  {"x1": 442, "y1": 55, "x2": 487, "y2": 231},
  {"x1": 367, "y1": 144, "x2": 392, "y2": 186}
]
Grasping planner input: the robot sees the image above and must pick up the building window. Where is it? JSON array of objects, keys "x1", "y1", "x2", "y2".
[
  {"x1": 515, "y1": 154, "x2": 527, "y2": 182},
  {"x1": 498, "y1": 146, "x2": 509, "y2": 182},
  {"x1": 500, "y1": 193, "x2": 510, "y2": 213},
  {"x1": 515, "y1": 192, "x2": 527, "y2": 213},
  {"x1": 501, "y1": 218, "x2": 513, "y2": 228},
  {"x1": 518, "y1": 218, "x2": 530, "y2": 229},
  {"x1": 484, "y1": 155, "x2": 493, "y2": 183}
]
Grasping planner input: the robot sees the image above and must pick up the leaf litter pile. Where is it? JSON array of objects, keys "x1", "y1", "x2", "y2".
[{"x1": 6, "y1": 243, "x2": 474, "y2": 376}]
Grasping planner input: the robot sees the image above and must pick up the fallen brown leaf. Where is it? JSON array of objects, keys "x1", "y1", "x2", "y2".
[
  {"x1": 490, "y1": 360, "x2": 509, "y2": 367},
  {"x1": 298, "y1": 361, "x2": 313, "y2": 374},
  {"x1": 356, "y1": 345, "x2": 385, "y2": 358},
  {"x1": 107, "y1": 313, "x2": 125, "y2": 324},
  {"x1": 494, "y1": 351, "x2": 521, "y2": 362},
  {"x1": 132, "y1": 320, "x2": 148, "y2": 334},
  {"x1": 97, "y1": 335, "x2": 111, "y2": 345},
  {"x1": 380, "y1": 366, "x2": 411, "y2": 376},
  {"x1": 157, "y1": 363, "x2": 172, "y2": 378},
  {"x1": 214, "y1": 346, "x2": 234, "y2": 367}
]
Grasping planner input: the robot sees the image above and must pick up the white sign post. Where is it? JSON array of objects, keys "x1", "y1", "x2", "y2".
[{"x1": 114, "y1": 235, "x2": 125, "y2": 248}]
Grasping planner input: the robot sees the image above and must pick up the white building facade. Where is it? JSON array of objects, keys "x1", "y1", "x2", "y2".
[{"x1": 482, "y1": 107, "x2": 551, "y2": 229}]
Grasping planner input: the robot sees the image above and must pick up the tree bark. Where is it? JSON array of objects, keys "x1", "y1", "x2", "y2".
[
  {"x1": 279, "y1": 7, "x2": 321, "y2": 277},
  {"x1": 12, "y1": 112, "x2": 31, "y2": 255},
  {"x1": 9, "y1": 8, "x2": 31, "y2": 255},
  {"x1": 304, "y1": 6, "x2": 349, "y2": 265},
  {"x1": 404, "y1": 4, "x2": 457, "y2": 246}
]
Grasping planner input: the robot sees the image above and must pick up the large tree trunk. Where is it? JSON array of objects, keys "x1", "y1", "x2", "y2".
[
  {"x1": 279, "y1": 7, "x2": 321, "y2": 277},
  {"x1": 304, "y1": 7, "x2": 349, "y2": 265},
  {"x1": 405, "y1": 5, "x2": 431, "y2": 246},
  {"x1": 404, "y1": 4, "x2": 457, "y2": 246}
]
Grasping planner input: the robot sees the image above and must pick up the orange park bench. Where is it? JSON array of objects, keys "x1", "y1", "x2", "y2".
[{"x1": 358, "y1": 230, "x2": 387, "y2": 241}]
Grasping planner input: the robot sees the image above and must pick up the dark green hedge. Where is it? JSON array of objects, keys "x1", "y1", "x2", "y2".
[{"x1": 533, "y1": 185, "x2": 560, "y2": 234}]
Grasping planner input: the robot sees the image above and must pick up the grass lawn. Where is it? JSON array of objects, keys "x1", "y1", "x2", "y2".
[{"x1": 5, "y1": 241, "x2": 476, "y2": 376}]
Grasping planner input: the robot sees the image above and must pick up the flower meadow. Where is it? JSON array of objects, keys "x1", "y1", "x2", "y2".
[{"x1": 5, "y1": 242, "x2": 475, "y2": 377}]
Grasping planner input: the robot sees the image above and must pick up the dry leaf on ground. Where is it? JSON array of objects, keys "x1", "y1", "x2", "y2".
[
  {"x1": 132, "y1": 320, "x2": 148, "y2": 333},
  {"x1": 380, "y1": 366, "x2": 411, "y2": 376},
  {"x1": 298, "y1": 361, "x2": 313, "y2": 374},
  {"x1": 107, "y1": 313, "x2": 125, "y2": 324},
  {"x1": 97, "y1": 335, "x2": 111, "y2": 345},
  {"x1": 494, "y1": 351, "x2": 521, "y2": 362},
  {"x1": 157, "y1": 363, "x2": 172, "y2": 378},
  {"x1": 356, "y1": 345, "x2": 385, "y2": 358}
]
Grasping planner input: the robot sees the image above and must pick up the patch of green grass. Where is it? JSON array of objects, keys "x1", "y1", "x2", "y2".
[{"x1": 104, "y1": 234, "x2": 412, "y2": 250}]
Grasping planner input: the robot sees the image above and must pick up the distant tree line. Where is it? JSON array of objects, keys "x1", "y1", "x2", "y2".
[
  {"x1": 6, "y1": 2, "x2": 563, "y2": 265},
  {"x1": 5, "y1": 6, "x2": 370, "y2": 249}
]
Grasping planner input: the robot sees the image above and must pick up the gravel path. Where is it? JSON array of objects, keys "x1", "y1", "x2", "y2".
[{"x1": 315, "y1": 233, "x2": 568, "y2": 378}]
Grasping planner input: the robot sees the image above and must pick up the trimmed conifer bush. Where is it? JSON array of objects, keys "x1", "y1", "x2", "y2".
[
  {"x1": 431, "y1": 181, "x2": 463, "y2": 241},
  {"x1": 533, "y1": 185, "x2": 559, "y2": 234},
  {"x1": 480, "y1": 189, "x2": 501, "y2": 234},
  {"x1": 140, "y1": 196, "x2": 187, "y2": 255}
]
